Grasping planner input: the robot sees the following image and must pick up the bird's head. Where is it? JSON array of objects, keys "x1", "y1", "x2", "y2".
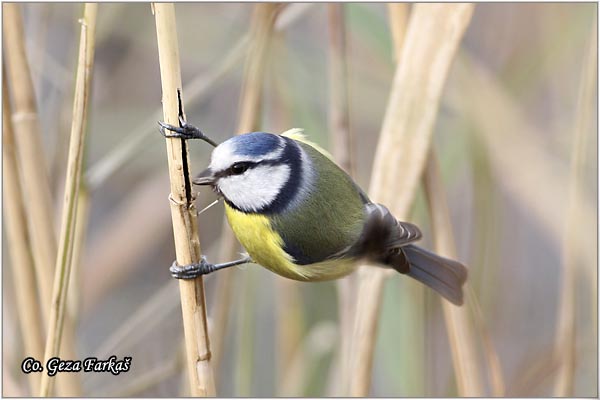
[{"x1": 194, "y1": 132, "x2": 304, "y2": 213}]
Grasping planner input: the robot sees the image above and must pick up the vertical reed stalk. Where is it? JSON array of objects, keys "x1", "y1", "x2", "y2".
[
  {"x1": 153, "y1": 3, "x2": 215, "y2": 396},
  {"x1": 5, "y1": 4, "x2": 81, "y2": 396},
  {"x1": 3, "y1": 78, "x2": 44, "y2": 395},
  {"x1": 422, "y1": 151, "x2": 487, "y2": 396},
  {"x1": 39, "y1": 4, "x2": 97, "y2": 396},
  {"x1": 326, "y1": 4, "x2": 357, "y2": 395},
  {"x1": 210, "y1": 3, "x2": 281, "y2": 384},
  {"x1": 553, "y1": 19, "x2": 597, "y2": 396},
  {"x1": 66, "y1": 187, "x2": 90, "y2": 320},
  {"x1": 3, "y1": 2, "x2": 57, "y2": 326},
  {"x1": 347, "y1": 4, "x2": 474, "y2": 396},
  {"x1": 387, "y1": 3, "x2": 409, "y2": 63}
]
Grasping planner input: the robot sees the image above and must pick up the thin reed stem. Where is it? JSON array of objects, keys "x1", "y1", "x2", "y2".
[
  {"x1": 39, "y1": 4, "x2": 97, "y2": 396},
  {"x1": 153, "y1": 3, "x2": 215, "y2": 396},
  {"x1": 422, "y1": 151, "x2": 487, "y2": 396},
  {"x1": 3, "y1": 2, "x2": 57, "y2": 327},
  {"x1": 3, "y1": 78, "x2": 44, "y2": 395},
  {"x1": 553, "y1": 19, "x2": 597, "y2": 397},
  {"x1": 347, "y1": 4, "x2": 474, "y2": 396},
  {"x1": 387, "y1": 3, "x2": 409, "y2": 63}
]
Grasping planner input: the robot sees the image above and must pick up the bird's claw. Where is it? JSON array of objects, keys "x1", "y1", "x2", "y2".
[
  {"x1": 158, "y1": 118, "x2": 218, "y2": 147},
  {"x1": 169, "y1": 256, "x2": 214, "y2": 279}
]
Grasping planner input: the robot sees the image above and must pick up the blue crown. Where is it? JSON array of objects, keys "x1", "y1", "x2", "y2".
[{"x1": 230, "y1": 132, "x2": 282, "y2": 157}]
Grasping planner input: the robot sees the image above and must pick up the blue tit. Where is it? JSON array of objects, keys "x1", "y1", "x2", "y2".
[{"x1": 159, "y1": 120, "x2": 467, "y2": 305}]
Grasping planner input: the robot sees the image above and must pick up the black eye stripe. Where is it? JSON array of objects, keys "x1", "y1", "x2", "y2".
[{"x1": 212, "y1": 159, "x2": 284, "y2": 180}]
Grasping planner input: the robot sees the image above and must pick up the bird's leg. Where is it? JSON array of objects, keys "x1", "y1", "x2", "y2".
[
  {"x1": 169, "y1": 255, "x2": 252, "y2": 279},
  {"x1": 158, "y1": 116, "x2": 219, "y2": 147}
]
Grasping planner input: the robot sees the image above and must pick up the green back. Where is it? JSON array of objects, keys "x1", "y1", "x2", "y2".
[{"x1": 270, "y1": 142, "x2": 367, "y2": 265}]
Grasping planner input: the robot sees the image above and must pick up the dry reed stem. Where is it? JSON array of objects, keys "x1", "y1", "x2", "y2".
[
  {"x1": 422, "y1": 152, "x2": 486, "y2": 396},
  {"x1": 66, "y1": 188, "x2": 90, "y2": 320},
  {"x1": 153, "y1": 3, "x2": 215, "y2": 396},
  {"x1": 553, "y1": 20, "x2": 597, "y2": 397},
  {"x1": 449, "y1": 52, "x2": 596, "y2": 279},
  {"x1": 348, "y1": 4, "x2": 474, "y2": 396},
  {"x1": 326, "y1": 4, "x2": 357, "y2": 395},
  {"x1": 39, "y1": 4, "x2": 97, "y2": 396},
  {"x1": 3, "y1": 79, "x2": 44, "y2": 395},
  {"x1": 387, "y1": 3, "x2": 410, "y2": 62},
  {"x1": 467, "y1": 285, "x2": 506, "y2": 396},
  {"x1": 4, "y1": 4, "x2": 80, "y2": 396},
  {"x1": 210, "y1": 3, "x2": 281, "y2": 381},
  {"x1": 3, "y1": 2, "x2": 57, "y2": 326}
]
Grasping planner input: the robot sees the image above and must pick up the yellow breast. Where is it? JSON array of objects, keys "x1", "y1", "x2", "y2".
[{"x1": 224, "y1": 203, "x2": 357, "y2": 281}]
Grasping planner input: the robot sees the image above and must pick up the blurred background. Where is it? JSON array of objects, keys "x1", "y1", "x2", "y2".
[{"x1": 2, "y1": 3, "x2": 597, "y2": 397}]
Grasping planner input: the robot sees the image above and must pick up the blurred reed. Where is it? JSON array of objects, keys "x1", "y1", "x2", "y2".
[
  {"x1": 4, "y1": 3, "x2": 81, "y2": 396},
  {"x1": 153, "y1": 3, "x2": 215, "y2": 396},
  {"x1": 3, "y1": 78, "x2": 44, "y2": 395},
  {"x1": 423, "y1": 152, "x2": 492, "y2": 396},
  {"x1": 3, "y1": 3, "x2": 57, "y2": 329},
  {"x1": 39, "y1": 4, "x2": 97, "y2": 396},
  {"x1": 553, "y1": 19, "x2": 597, "y2": 396},
  {"x1": 450, "y1": 51, "x2": 596, "y2": 280},
  {"x1": 347, "y1": 4, "x2": 474, "y2": 396}
]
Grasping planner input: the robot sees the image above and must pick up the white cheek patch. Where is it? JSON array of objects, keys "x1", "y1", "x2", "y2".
[{"x1": 218, "y1": 164, "x2": 290, "y2": 212}]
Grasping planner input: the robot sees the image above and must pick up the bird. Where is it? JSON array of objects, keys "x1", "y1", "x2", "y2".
[{"x1": 159, "y1": 119, "x2": 468, "y2": 305}]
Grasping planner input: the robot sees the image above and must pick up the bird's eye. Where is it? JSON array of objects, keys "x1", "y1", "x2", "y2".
[{"x1": 230, "y1": 162, "x2": 251, "y2": 175}]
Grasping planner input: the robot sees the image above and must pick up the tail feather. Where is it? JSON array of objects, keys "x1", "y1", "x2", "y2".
[{"x1": 388, "y1": 244, "x2": 467, "y2": 306}]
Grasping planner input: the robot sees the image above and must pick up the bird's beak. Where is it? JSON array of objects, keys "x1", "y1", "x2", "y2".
[{"x1": 193, "y1": 168, "x2": 215, "y2": 186}]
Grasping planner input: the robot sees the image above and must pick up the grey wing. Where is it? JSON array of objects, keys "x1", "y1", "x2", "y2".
[{"x1": 331, "y1": 203, "x2": 422, "y2": 260}]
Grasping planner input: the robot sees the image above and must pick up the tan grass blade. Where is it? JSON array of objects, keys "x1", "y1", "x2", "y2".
[
  {"x1": 2, "y1": 78, "x2": 44, "y2": 395},
  {"x1": 387, "y1": 3, "x2": 410, "y2": 62},
  {"x1": 66, "y1": 187, "x2": 90, "y2": 321},
  {"x1": 4, "y1": 3, "x2": 80, "y2": 396},
  {"x1": 423, "y1": 152, "x2": 487, "y2": 396},
  {"x1": 553, "y1": 19, "x2": 597, "y2": 397},
  {"x1": 153, "y1": 3, "x2": 215, "y2": 396},
  {"x1": 347, "y1": 4, "x2": 474, "y2": 396},
  {"x1": 3, "y1": 3, "x2": 57, "y2": 328},
  {"x1": 39, "y1": 4, "x2": 97, "y2": 396}
]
